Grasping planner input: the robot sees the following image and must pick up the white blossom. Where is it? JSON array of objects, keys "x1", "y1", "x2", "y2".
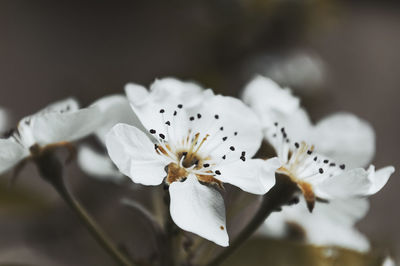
[
  {"x1": 0, "y1": 98, "x2": 101, "y2": 174},
  {"x1": 266, "y1": 124, "x2": 394, "y2": 211},
  {"x1": 242, "y1": 75, "x2": 375, "y2": 168},
  {"x1": 105, "y1": 78, "x2": 280, "y2": 246}
]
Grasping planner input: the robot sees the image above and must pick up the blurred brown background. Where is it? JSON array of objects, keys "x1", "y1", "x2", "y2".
[{"x1": 0, "y1": 1, "x2": 399, "y2": 265}]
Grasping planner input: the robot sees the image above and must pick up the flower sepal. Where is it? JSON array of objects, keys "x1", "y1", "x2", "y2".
[{"x1": 30, "y1": 144, "x2": 65, "y2": 189}]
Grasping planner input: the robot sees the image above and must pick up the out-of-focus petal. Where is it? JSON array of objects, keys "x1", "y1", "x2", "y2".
[
  {"x1": 169, "y1": 174, "x2": 228, "y2": 246},
  {"x1": 106, "y1": 124, "x2": 166, "y2": 186},
  {"x1": 382, "y1": 257, "x2": 397, "y2": 266},
  {"x1": 0, "y1": 138, "x2": 27, "y2": 174},
  {"x1": 37, "y1": 98, "x2": 79, "y2": 114},
  {"x1": 31, "y1": 105, "x2": 102, "y2": 146},
  {"x1": 261, "y1": 197, "x2": 370, "y2": 252},
  {"x1": 242, "y1": 75, "x2": 300, "y2": 127},
  {"x1": 313, "y1": 112, "x2": 375, "y2": 168},
  {"x1": 78, "y1": 145, "x2": 124, "y2": 183}
]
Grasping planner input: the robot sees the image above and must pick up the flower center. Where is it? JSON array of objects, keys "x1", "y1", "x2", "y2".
[
  {"x1": 270, "y1": 123, "x2": 346, "y2": 183},
  {"x1": 148, "y1": 104, "x2": 245, "y2": 187}
]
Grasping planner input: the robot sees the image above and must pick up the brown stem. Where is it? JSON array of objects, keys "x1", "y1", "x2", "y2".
[
  {"x1": 207, "y1": 174, "x2": 299, "y2": 266},
  {"x1": 33, "y1": 148, "x2": 135, "y2": 266}
]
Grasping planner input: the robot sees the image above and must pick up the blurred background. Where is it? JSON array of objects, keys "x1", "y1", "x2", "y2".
[{"x1": 0, "y1": 1, "x2": 399, "y2": 265}]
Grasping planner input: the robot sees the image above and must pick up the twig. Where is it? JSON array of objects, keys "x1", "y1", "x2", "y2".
[{"x1": 207, "y1": 174, "x2": 299, "y2": 266}]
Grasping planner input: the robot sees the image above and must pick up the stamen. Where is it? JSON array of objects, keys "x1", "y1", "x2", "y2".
[
  {"x1": 150, "y1": 129, "x2": 156, "y2": 134},
  {"x1": 193, "y1": 134, "x2": 210, "y2": 154}
]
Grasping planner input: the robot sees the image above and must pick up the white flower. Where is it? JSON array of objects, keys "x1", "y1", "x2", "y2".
[
  {"x1": 267, "y1": 124, "x2": 394, "y2": 211},
  {"x1": 78, "y1": 78, "x2": 214, "y2": 182},
  {"x1": 105, "y1": 78, "x2": 280, "y2": 246},
  {"x1": 0, "y1": 98, "x2": 101, "y2": 174},
  {"x1": 261, "y1": 197, "x2": 370, "y2": 252},
  {"x1": 242, "y1": 75, "x2": 375, "y2": 168},
  {"x1": 77, "y1": 94, "x2": 142, "y2": 183}
]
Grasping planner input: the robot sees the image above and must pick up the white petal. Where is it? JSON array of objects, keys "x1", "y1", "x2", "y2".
[
  {"x1": 124, "y1": 83, "x2": 150, "y2": 106},
  {"x1": 317, "y1": 198, "x2": 369, "y2": 227},
  {"x1": 265, "y1": 108, "x2": 312, "y2": 152},
  {"x1": 242, "y1": 75, "x2": 300, "y2": 127},
  {"x1": 217, "y1": 158, "x2": 279, "y2": 195},
  {"x1": 314, "y1": 168, "x2": 372, "y2": 199},
  {"x1": 312, "y1": 112, "x2": 375, "y2": 168},
  {"x1": 90, "y1": 94, "x2": 143, "y2": 144},
  {"x1": 77, "y1": 145, "x2": 124, "y2": 183},
  {"x1": 169, "y1": 174, "x2": 228, "y2": 246},
  {"x1": 0, "y1": 138, "x2": 27, "y2": 174},
  {"x1": 279, "y1": 108, "x2": 312, "y2": 141},
  {"x1": 149, "y1": 78, "x2": 208, "y2": 106},
  {"x1": 189, "y1": 95, "x2": 263, "y2": 159},
  {"x1": 105, "y1": 124, "x2": 165, "y2": 186},
  {"x1": 125, "y1": 79, "x2": 210, "y2": 141},
  {"x1": 366, "y1": 165, "x2": 395, "y2": 195},
  {"x1": 31, "y1": 105, "x2": 102, "y2": 146},
  {"x1": 305, "y1": 198, "x2": 370, "y2": 252},
  {"x1": 306, "y1": 217, "x2": 370, "y2": 252}
]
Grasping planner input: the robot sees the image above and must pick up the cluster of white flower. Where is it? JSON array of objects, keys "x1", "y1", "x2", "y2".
[{"x1": 0, "y1": 76, "x2": 394, "y2": 252}]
